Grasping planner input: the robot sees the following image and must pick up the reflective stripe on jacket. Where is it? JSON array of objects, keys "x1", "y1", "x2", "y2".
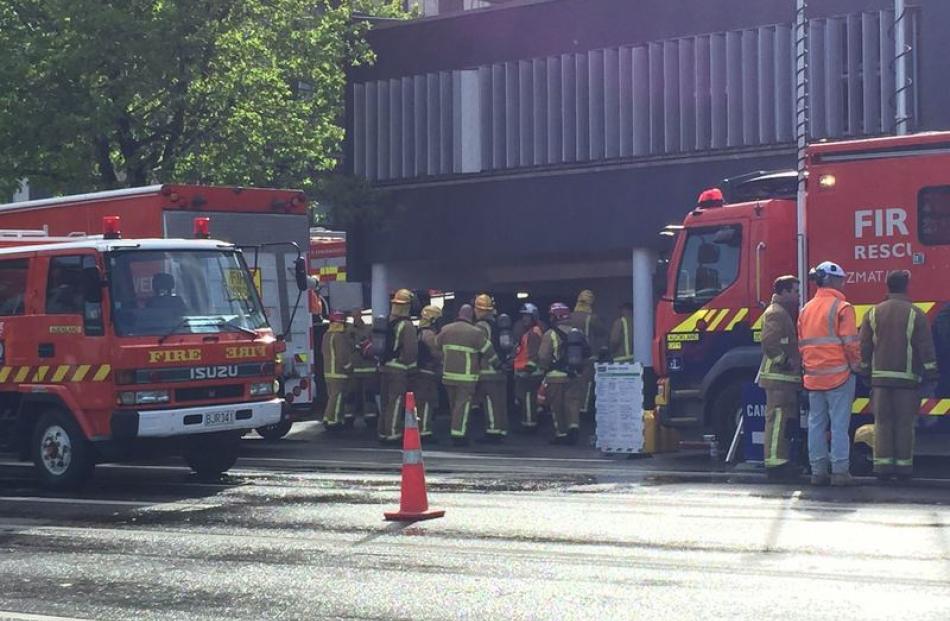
[
  {"x1": 539, "y1": 326, "x2": 570, "y2": 384},
  {"x1": 797, "y1": 288, "x2": 860, "y2": 391},
  {"x1": 383, "y1": 317, "x2": 418, "y2": 372},
  {"x1": 757, "y1": 296, "x2": 802, "y2": 388},
  {"x1": 322, "y1": 328, "x2": 352, "y2": 380},
  {"x1": 610, "y1": 315, "x2": 633, "y2": 362},
  {"x1": 858, "y1": 293, "x2": 938, "y2": 388},
  {"x1": 437, "y1": 320, "x2": 497, "y2": 385}
]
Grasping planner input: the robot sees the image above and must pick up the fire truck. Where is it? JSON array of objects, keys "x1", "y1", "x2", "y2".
[
  {"x1": 654, "y1": 131, "x2": 950, "y2": 459},
  {"x1": 0, "y1": 216, "x2": 304, "y2": 487},
  {"x1": 0, "y1": 185, "x2": 314, "y2": 440}
]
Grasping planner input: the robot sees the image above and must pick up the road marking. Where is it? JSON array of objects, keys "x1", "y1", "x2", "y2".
[
  {"x1": 0, "y1": 496, "x2": 150, "y2": 508},
  {"x1": 0, "y1": 611, "x2": 93, "y2": 621}
]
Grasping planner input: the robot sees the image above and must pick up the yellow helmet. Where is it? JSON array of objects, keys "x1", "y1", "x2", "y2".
[
  {"x1": 392, "y1": 288, "x2": 414, "y2": 305},
  {"x1": 420, "y1": 305, "x2": 443, "y2": 322},
  {"x1": 474, "y1": 293, "x2": 495, "y2": 312},
  {"x1": 577, "y1": 289, "x2": 595, "y2": 305}
]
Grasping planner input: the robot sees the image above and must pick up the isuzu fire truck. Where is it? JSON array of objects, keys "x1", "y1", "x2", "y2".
[
  {"x1": 0, "y1": 216, "x2": 302, "y2": 487},
  {"x1": 0, "y1": 185, "x2": 314, "y2": 440},
  {"x1": 654, "y1": 131, "x2": 950, "y2": 461}
]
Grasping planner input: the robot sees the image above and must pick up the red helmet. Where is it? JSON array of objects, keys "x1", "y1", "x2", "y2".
[
  {"x1": 548, "y1": 302, "x2": 571, "y2": 321},
  {"x1": 328, "y1": 311, "x2": 346, "y2": 323},
  {"x1": 697, "y1": 187, "x2": 724, "y2": 209}
]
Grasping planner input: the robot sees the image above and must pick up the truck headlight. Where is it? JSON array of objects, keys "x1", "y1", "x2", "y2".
[
  {"x1": 250, "y1": 381, "x2": 276, "y2": 397},
  {"x1": 118, "y1": 390, "x2": 170, "y2": 406}
]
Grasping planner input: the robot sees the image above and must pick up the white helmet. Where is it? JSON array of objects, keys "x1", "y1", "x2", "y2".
[{"x1": 815, "y1": 261, "x2": 846, "y2": 279}]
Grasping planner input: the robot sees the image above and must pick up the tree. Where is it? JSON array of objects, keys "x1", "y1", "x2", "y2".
[{"x1": 0, "y1": 0, "x2": 408, "y2": 197}]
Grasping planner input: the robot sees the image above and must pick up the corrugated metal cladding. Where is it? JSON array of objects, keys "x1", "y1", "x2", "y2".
[{"x1": 351, "y1": 9, "x2": 916, "y2": 181}]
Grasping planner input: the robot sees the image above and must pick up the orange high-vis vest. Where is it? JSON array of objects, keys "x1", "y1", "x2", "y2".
[
  {"x1": 797, "y1": 288, "x2": 860, "y2": 391},
  {"x1": 514, "y1": 325, "x2": 543, "y2": 373}
]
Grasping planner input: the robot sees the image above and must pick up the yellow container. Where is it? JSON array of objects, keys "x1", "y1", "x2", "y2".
[{"x1": 642, "y1": 410, "x2": 658, "y2": 454}]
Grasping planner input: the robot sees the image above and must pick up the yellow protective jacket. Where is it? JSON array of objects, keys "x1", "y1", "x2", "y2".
[
  {"x1": 437, "y1": 320, "x2": 497, "y2": 385},
  {"x1": 757, "y1": 295, "x2": 802, "y2": 389},
  {"x1": 539, "y1": 325, "x2": 572, "y2": 384},
  {"x1": 383, "y1": 316, "x2": 417, "y2": 372},
  {"x1": 322, "y1": 326, "x2": 353, "y2": 380},
  {"x1": 859, "y1": 293, "x2": 938, "y2": 388},
  {"x1": 609, "y1": 314, "x2": 633, "y2": 362}
]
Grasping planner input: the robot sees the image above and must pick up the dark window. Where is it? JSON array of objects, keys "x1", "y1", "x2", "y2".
[
  {"x1": 674, "y1": 225, "x2": 742, "y2": 312},
  {"x1": 0, "y1": 259, "x2": 28, "y2": 316},
  {"x1": 46, "y1": 256, "x2": 84, "y2": 315},
  {"x1": 919, "y1": 186, "x2": 950, "y2": 245}
]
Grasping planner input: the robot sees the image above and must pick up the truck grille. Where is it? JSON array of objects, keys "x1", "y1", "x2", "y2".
[{"x1": 175, "y1": 384, "x2": 243, "y2": 402}]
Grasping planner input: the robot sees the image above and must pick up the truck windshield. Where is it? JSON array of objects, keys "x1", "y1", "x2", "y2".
[
  {"x1": 107, "y1": 250, "x2": 268, "y2": 337},
  {"x1": 674, "y1": 225, "x2": 742, "y2": 311}
]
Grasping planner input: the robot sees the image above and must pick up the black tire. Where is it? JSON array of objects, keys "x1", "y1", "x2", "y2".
[
  {"x1": 850, "y1": 442, "x2": 873, "y2": 476},
  {"x1": 710, "y1": 381, "x2": 746, "y2": 461},
  {"x1": 255, "y1": 419, "x2": 293, "y2": 441},
  {"x1": 183, "y1": 432, "x2": 241, "y2": 478},
  {"x1": 31, "y1": 409, "x2": 95, "y2": 490}
]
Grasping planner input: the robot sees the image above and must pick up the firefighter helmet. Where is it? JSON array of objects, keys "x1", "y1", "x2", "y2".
[
  {"x1": 519, "y1": 302, "x2": 539, "y2": 319},
  {"x1": 421, "y1": 305, "x2": 443, "y2": 322},
  {"x1": 549, "y1": 302, "x2": 571, "y2": 321},
  {"x1": 392, "y1": 288, "x2": 414, "y2": 305},
  {"x1": 474, "y1": 293, "x2": 495, "y2": 312},
  {"x1": 328, "y1": 311, "x2": 346, "y2": 323},
  {"x1": 697, "y1": 187, "x2": 725, "y2": 209},
  {"x1": 577, "y1": 289, "x2": 595, "y2": 305}
]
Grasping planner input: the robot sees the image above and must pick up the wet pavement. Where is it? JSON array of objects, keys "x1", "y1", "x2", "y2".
[{"x1": 2, "y1": 422, "x2": 950, "y2": 620}]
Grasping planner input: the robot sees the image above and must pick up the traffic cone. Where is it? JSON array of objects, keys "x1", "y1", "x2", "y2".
[{"x1": 384, "y1": 391, "x2": 445, "y2": 522}]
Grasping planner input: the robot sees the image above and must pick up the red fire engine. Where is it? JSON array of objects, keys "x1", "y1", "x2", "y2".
[
  {"x1": 0, "y1": 185, "x2": 314, "y2": 440},
  {"x1": 654, "y1": 131, "x2": 950, "y2": 457},
  {"x1": 0, "y1": 216, "x2": 302, "y2": 487}
]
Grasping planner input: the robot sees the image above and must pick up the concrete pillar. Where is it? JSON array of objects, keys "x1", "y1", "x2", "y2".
[
  {"x1": 371, "y1": 263, "x2": 389, "y2": 317},
  {"x1": 631, "y1": 247, "x2": 655, "y2": 366}
]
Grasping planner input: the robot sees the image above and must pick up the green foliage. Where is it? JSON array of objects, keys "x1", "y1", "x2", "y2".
[
  {"x1": 0, "y1": 0, "x2": 408, "y2": 197},
  {"x1": 309, "y1": 172, "x2": 394, "y2": 230}
]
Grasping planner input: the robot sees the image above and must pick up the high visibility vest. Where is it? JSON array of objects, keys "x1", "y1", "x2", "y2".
[
  {"x1": 614, "y1": 316, "x2": 633, "y2": 362},
  {"x1": 798, "y1": 288, "x2": 859, "y2": 391},
  {"x1": 514, "y1": 325, "x2": 543, "y2": 373}
]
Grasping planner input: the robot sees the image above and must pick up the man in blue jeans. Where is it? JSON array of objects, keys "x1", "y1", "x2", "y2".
[{"x1": 798, "y1": 262, "x2": 862, "y2": 487}]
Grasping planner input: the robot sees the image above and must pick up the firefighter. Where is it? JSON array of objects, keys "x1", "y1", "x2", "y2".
[
  {"x1": 321, "y1": 311, "x2": 352, "y2": 432},
  {"x1": 568, "y1": 289, "x2": 606, "y2": 415},
  {"x1": 473, "y1": 293, "x2": 508, "y2": 441},
  {"x1": 413, "y1": 305, "x2": 444, "y2": 441},
  {"x1": 348, "y1": 310, "x2": 379, "y2": 432},
  {"x1": 539, "y1": 302, "x2": 583, "y2": 445},
  {"x1": 513, "y1": 303, "x2": 544, "y2": 431},
  {"x1": 609, "y1": 302, "x2": 634, "y2": 363},
  {"x1": 756, "y1": 275, "x2": 803, "y2": 481},
  {"x1": 438, "y1": 304, "x2": 498, "y2": 446},
  {"x1": 798, "y1": 261, "x2": 861, "y2": 487},
  {"x1": 858, "y1": 270, "x2": 938, "y2": 481},
  {"x1": 378, "y1": 289, "x2": 418, "y2": 444}
]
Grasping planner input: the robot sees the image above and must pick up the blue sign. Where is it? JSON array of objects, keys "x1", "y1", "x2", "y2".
[{"x1": 741, "y1": 382, "x2": 766, "y2": 464}]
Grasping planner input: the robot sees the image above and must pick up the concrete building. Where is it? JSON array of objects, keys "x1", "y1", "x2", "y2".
[{"x1": 345, "y1": 0, "x2": 950, "y2": 366}]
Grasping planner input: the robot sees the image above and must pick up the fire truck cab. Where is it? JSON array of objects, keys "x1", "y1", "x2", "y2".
[
  {"x1": 655, "y1": 131, "x2": 950, "y2": 458},
  {"x1": 0, "y1": 219, "x2": 293, "y2": 488}
]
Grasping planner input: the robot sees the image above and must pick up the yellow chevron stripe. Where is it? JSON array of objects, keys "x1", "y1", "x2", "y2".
[
  {"x1": 92, "y1": 365, "x2": 111, "y2": 382},
  {"x1": 852, "y1": 397, "x2": 870, "y2": 414},
  {"x1": 752, "y1": 313, "x2": 764, "y2": 330},
  {"x1": 671, "y1": 309, "x2": 713, "y2": 333},
  {"x1": 705, "y1": 309, "x2": 730, "y2": 332},
  {"x1": 0, "y1": 367, "x2": 11, "y2": 383},
  {"x1": 71, "y1": 365, "x2": 90, "y2": 382},
  {"x1": 14, "y1": 367, "x2": 30, "y2": 383},
  {"x1": 31, "y1": 366, "x2": 49, "y2": 382},
  {"x1": 724, "y1": 308, "x2": 749, "y2": 331},
  {"x1": 930, "y1": 399, "x2": 950, "y2": 416},
  {"x1": 51, "y1": 365, "x2": 70, "y2": 383}
]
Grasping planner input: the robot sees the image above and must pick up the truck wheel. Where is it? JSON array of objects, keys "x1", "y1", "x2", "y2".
[
  {"x1": 255, "y1": 420, "x2": 293, "y2": 441},
  {"x1": 183, "y1": 432, "x2": 241, "y2": 478},
  {"x1": 850, "y1": 442, "x2": 873, "y2": 476},
  {"x1": 31, "y1": 410, "x2": 95, "y2": 490},
  {"x1": 711, "y1": 381, "x2": 745, "y2": 461}
]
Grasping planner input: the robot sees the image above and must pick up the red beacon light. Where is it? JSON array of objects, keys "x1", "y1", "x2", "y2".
[
  {"x1": 193, "y1": 217, "x2": 211, "y2": 239},
  {"x1": 103, "y1": 215, "x2": 122, "y2": 240}
]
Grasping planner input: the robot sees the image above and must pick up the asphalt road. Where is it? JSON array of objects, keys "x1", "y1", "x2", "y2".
[{"x1": 2, "y1": 424, "x2": 950, "y2": 620}]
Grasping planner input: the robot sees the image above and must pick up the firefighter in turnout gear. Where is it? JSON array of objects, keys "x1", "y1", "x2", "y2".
[
  {"x1": 609, "y1": 303, "x2": 634, "y2": 363},
  {"x1": 378, "y1": 289, "x2": 418, "y2": 444},
  {"x1": 756, "y1": 276, "x2": 803, "y2": 481},
  {"x1": 568, "y1": 289, "x2": 606, "y2": 415},
  {"x1": 438, "y1": 304, "x2": 499, "y2": 445},
  {"x1": 473, "y1": 293, "x2": 509, "y2": 441},
  {"x1": 858, "y1": 271, "x2": 938, "y2": 481},
  {"x1": 513, "y1": 303, "x2": 544, "y2": 431},
  {"x1": 540, "y1": 303, "x2": 584, "y2": 444},
  {"x1": 348, "y1": 310, "x2": 379, "y2": 430},
  {"x1": 413, "y1": 305, "x2": 444, "y2": 441},
  {"x1": 321, "y1": 311, "x2": 353, "y2": 431}
]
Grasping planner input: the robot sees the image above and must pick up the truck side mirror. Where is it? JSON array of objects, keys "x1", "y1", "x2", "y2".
[
  {"x1": 81, "y1": 266, "x2": 103, "y2": 304},
  {"x1": 653, "y1": 258, "x2": 670, "y2": 296},
  {"x1": 294, "y1": 256, "x2": 308, "y2": 292}
]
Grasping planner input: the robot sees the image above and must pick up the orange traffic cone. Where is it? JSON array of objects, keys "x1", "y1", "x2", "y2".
[{"x1": 384, "y1": 392, "x2": 445, "y2": 522}]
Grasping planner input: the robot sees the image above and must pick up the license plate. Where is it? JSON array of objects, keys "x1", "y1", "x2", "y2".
[{"x1": 204, "y1": 410, "x2": 234, "y2": 427}]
